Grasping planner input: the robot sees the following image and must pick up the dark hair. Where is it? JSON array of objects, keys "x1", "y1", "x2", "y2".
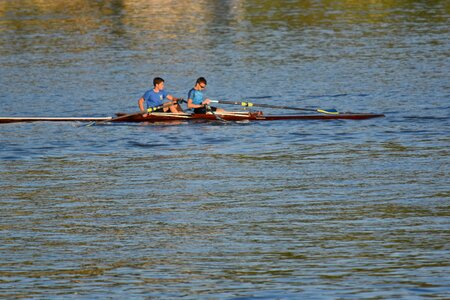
[
  {"x1": 196, "y1": 77, "x2": 207, "y2": 85},
  {"x1": 153, "y1": 77, "x2": 164, "y2": 86}
]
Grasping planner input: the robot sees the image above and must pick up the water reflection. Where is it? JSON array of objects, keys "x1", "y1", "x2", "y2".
[{"x1": 2, "y1": 0, "x2": 448, "y2": 56}]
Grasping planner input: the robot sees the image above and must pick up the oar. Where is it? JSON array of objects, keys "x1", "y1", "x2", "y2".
[
  {"x1": 86, "y1": 100, "x2": 183, "y2": 126},
  {"x1": 205, "y1": 105, "x2": 228, "y2": 123},
  {"x1": 209, "y1": 100, "x2": 339, "y2": 115}
]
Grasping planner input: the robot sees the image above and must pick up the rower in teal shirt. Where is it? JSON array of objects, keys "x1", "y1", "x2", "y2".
[{"x1": 187, "y1": 77, "x2": 226, "y2": 114}]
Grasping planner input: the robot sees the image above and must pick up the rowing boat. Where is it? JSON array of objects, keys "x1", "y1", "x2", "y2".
[
  {"x1": 113, "y1": 111, "x2": 384, "y2": 122},
  {"x1": 0, "y1": 111, "x2": 384, "y2": 124}
]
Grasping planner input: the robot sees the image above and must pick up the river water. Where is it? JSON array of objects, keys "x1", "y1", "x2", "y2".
[{"x1": 0, "y1": 1, "x2": 449, "y2": 299}]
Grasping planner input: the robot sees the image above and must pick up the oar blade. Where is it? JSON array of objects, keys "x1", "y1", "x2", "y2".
[{"x1": 317, "y1": 108, "x2": 339, "y2": 115}]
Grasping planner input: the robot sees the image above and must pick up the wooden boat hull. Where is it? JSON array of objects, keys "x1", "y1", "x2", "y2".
[
  {"x1": 112, "y1": 112, "x2": 385, "y2": 122},
  {"x1": 0, "y1": 112, "x2": 384, "y2": 124}
]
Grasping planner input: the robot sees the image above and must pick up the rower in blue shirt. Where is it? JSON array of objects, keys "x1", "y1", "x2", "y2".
[
  {"x1": 138, "y1": 77, "x2": 183, "y2": 114},
  {"x1": 187, "y1": 77, "x2": 226, "y2": 114}
]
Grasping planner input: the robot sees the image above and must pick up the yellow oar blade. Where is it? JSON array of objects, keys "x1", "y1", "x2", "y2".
[{"x1": 317, "y1": 109, "x2": 339, "y2": 115}]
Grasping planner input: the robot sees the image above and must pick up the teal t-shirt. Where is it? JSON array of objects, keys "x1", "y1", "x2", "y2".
[{"x1": 188, "y1": 88, "x2": 204, "y2": 105}]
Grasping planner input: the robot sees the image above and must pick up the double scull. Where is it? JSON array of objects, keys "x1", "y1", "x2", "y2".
[{"x1": 0, "y1": 111, "x2": 384, "y2": 124}]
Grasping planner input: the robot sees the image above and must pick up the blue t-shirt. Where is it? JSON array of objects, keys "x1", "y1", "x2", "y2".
[
  {"x1": 142, "y1": 89, "x2": 169, "y2": 108},
  {"x1": 188, "y1": 88, "x2": 204, "y2": 105}
]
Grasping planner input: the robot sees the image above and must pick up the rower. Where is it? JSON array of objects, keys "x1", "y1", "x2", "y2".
[
  {"x1": 187, "y1": 77, "x2": 227, "y2": 114},
  {"x1": 138, "y1": 77, "x2": 184, "y2": 115}
]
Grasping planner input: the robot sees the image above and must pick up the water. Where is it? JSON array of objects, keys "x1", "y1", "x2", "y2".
[{"x1": 1, "y1": 1, "x2": 449, "y2": 299}]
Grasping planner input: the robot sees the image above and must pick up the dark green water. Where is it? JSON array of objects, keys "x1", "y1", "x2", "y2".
[{"x1": 0, "y1": 1, "x2": 449, "y2": 298}]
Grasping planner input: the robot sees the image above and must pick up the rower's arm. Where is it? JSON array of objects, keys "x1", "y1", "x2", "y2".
[
  {"x1": 188, "y1": 98, "x2": 210, "y2": 108},
  {"x1": 138, "y1": 97, "x2": 145, "y2": 111},
  {"x1": 166, "y1": 95, "x2": 179, "y2": 102},
  {"x1": 187, "y1": 98, "x2": 204, "y2": 109}
]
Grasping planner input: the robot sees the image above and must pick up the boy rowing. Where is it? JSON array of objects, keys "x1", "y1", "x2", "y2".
[
  {"x1": 138, "y1": 77, "x2": 184, "y2": 115},
  {"x1": 187, "y1": 77, "x2": 226, "y2": 114}
]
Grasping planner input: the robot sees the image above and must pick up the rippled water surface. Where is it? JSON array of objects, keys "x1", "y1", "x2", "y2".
[{"x1": 1, "y1": 1, "x2": 449, "y2": 299}]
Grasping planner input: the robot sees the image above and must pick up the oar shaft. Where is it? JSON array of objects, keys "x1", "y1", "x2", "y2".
[
  {"x1": 91, "y1": 100, "x2": 181, "y2": 126},
  {"x1": 210, "y1": 100, "x2": 322, "y2": 113}
]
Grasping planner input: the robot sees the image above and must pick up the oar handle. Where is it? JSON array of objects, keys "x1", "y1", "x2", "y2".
[{"x1": 123, "y1": 99, "x2": 183, "y2": 117}]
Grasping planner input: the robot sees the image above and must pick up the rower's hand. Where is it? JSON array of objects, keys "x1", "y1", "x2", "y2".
[{"x1": 202, "y1": 99, "x2": 211, "y2": 105}]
